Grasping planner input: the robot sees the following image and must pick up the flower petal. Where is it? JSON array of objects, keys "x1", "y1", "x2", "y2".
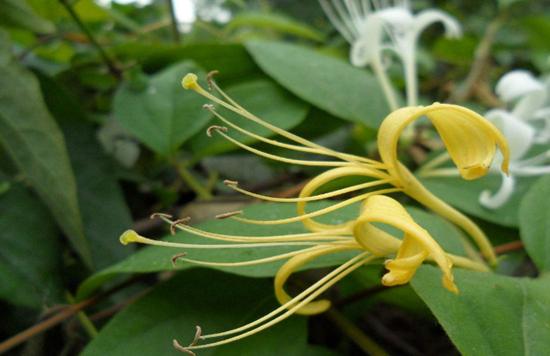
[
  {"x1": 378, "y1": 103, "x2": 510, "y2": 181},
  {"x1": 484, "y1": 109, "x2": 535, "y2": 161},
  {"x1": 495, "y1": 70, "x2": 547, "y2": 119},
  {"x1": 412, "y1": 9, "x2": 462, "y2": 41},
  {"x1": 353, "y1": 195, "x2": 458, "y2": 293},
  {"x1": 479, "y1": 172, "x2": 515, "y2": 209}
]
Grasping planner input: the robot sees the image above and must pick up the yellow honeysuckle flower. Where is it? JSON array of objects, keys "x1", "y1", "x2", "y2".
[{"x1": 119, "y1": 72, "x2": 509, "y2": 355}]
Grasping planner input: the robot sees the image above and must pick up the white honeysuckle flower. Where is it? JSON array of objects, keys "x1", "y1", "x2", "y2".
[
  {"x1": 480, "y1": 70, "x2": 550, "y2": 209},
  {"x1": 319, "y1": 0, "x2": 462, "y2": 110}
]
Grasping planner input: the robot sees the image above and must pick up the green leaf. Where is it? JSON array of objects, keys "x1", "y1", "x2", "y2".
[
  {"x1": 190, "y1": 79, "x2": 310, "y2": 158},
  {"x1": 77, "y1": 201, "x2": 464, "y2": 299},
  {"x1": 0, "y1": 174, "x2": 62, "y2": 309},
  {"x1": 245, "y1": 41, "x2": 392, "y2": 129},
  {"x1": 419, "y1": 175, "x2": 537, "y2": 228},
  {"x1": 114, "y1": 43, "x2": 259, "y2": 80},
  {"x1": 37, "y1": 73, "x2": 134, "y2": 270},
  {"x1": 228, "y1": 12, "x2": 326, "y2": 42},
  {"x1": 0, "y1": 31, "x2": 92, "y2": 268},
  {"x1": 114, "y1": 61, "x2": 213, "y2": 155},
  {"x1": 0, "y1": 0, "x2": 55, "y2": 34},
  {"x1": 80, "y1": 269, "x2": 307, "y2": 356},
  {"x1": 519, "y1": 175, "x2": 550, "y2": 274},
  {"x1": 411, "y1": 266, "x2": 550, "y2": 356},
  {"x1": 27, "y1": 0, "x2": 111, "y2": 22}
]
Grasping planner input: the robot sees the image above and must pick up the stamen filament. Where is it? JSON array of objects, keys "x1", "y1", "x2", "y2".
[
  {"x1": 231, "y1": 188, "x2": 402, "y2": 225},
  {"x1": 189, "y1": 82, "x2": 382, "y2": 167},
  {"x1": 178, "y1": 243, "x2": 358, "y2": 268},
  {"x1": 183, "y1": 254, "x2": 375, "y2": 350},
  {"x1": 121, "y1": 231, "x2": 346, "y2": 249},
  {"x1": 225, "y1": 178, "x2": 395, "y2": 203},
  {"x1": 200, "y1": 250, "x2": 370, "y2": 340},
  {"x1": 212, "y1": 128, "x2": 359, "y2": 168},
  {"x1": 205, "y1": 105, "x2": 384, "y2": 167},
  {"x1": 161, "y1": 216, "x2": 352, "y2": 243}
]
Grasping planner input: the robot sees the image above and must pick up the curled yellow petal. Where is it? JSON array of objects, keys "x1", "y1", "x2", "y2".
[
  {"x1": 274, "y1": 244, "x2": 361, "y2": 315},
  {"x1": 353, "y1": 195, "x2": 458, "y2": 294},
  {"x1": 378, "y1": 103, "x2": 509, "y2": 181}
]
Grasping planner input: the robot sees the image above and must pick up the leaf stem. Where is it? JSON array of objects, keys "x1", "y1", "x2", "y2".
[
  {"x1": 166, "y1": 0, "x2": 181, "y2": 44},
  {"x1": 175, "y1": 160, "x2": 213, "y2": 200},
  {"x1": 58, "y1": 0, "x2": 120, "y2": 78},
  {"x1": 325, "y1": 307, "x2": 391, "y2": 356},
  {"x1": 65, "y1": 291, "x2": 98, "y2": 339}
]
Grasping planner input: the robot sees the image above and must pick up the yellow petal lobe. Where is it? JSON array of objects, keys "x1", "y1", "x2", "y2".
[
  {"x1": 353, "y1": 195, "x2": 458, "y2": 294},
  {"x1": 378, "y1": 103, "x2": 510, "y2": 181}
]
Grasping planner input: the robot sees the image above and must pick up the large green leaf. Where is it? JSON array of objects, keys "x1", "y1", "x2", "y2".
[
  {"x1": 411, "y1": 266, "x2": 550, "y2": 356},
  {"x1": 0, "y1": 31, "x2": 92, "y2": 268},
  {"x1": 419, "y1": 175, "x2": 536, "y2": 228},
  {"x1": 81, "y1": 269, "x2": 307, "y2": 356},
  {"x1": 27, "y1": 0, "x2": 111, "y2": 22},
  {"x1": 245, "y1": 41, "x2": 392, "y2": 129},
  {"x1": 190, "y1": 79, "x2": 310, "y2": 158},
  {"x1": 77, "y1": 201, "x2": 464, "y2": 299},
  {"x1": 0, "y1": 0, "x2": 55, "y2": 34},
  {"x1": 519, "y1": 175, "x2": 550, "y2": 274},
  {"x1": 228, "y1": 12, "x2": 325, "y2": 42},
  {"x1": 114, "y1": 43, "x2": 259, "y2": 80},
  {"x1": 37, "y1": 73, "x2": 134, "y2": 270},
  {"x1": 0, "y1": 174, "x2": 62, "y2": 309},
  {"x1": 114, "y1": 61, "x2": 213, "y2": 156}
]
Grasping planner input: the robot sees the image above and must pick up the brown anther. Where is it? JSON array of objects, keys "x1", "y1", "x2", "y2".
[
  {"x1": 173, "y1": 339, "x2": 196, "y2": 356},
  {"x1": 216, "y1": 210, "x2": 244, "y2": 220},
  {"x1": 191, "y1": 326, "x2": 202, "y2": 346},
  {"x1": 171, "y1": 252, "x2": 188, "y2": 268},
  {"x1": 206, "y1": 70, "x2": 219, "y2": 90},
  {"x1": 170, "y1": 217, "x2": 191, "y2": 235},
  {"x1": 150, "y1": 213, "x2": 173, "y2": 220},
  {"x1": 203, "y1": 104, "x2": 215, "y2": 110},
  {"x1": 223, "y1": 180, "x2": 238, "y2": 187},
  {"x1": 206, "y1": 125, "x2": 228, "y2": 138}
]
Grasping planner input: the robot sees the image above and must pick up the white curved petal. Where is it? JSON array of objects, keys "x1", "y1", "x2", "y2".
[
  {"x1": 376, "y1": 7, "x2": 415, "y2": 33},
  {"x1": 495, "y1": 70, "x2": 547, "y2": 118},
  {"x1": 485, "y1": 109, "x2": 535, "y2": 161},
  {"x1": 412, "y1": 9, "x2": 462, "y2": 42},
  {"x1": 479, "y1": 173, "x2": 515, "y2": 209}
]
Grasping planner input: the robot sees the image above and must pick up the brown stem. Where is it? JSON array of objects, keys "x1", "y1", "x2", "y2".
[
  {"x1": 58, "y1": 0, "x2": 120, "y2": 78},
  {"x1": 449, "y1": 16, "x2": 506, "y2": 105},
  {"x1": 493, "y1": 240, "x2": 524, "y2": 255},
  {"x1": 0, "y1": 278, "x2": 139, "y2": 354},
  {"x1": 166, "y1": 0, "x2": 181, "y2": 44}
]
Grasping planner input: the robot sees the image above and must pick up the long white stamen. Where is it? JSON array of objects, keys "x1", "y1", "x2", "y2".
[{"x1": 320, "y1": 0, "x2": 356, "y2": 42}]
